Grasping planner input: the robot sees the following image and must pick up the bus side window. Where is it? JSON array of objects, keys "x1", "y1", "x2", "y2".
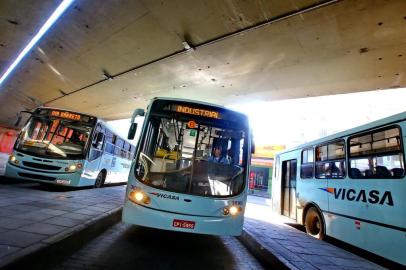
[
  {"x1": 114, "y1": 135, "x2": 124, "y2": 157},
  {"x1": 349, "y1": 126, "x2": 405, "y2": 179},
  {"x1": 130, "y1": 145, "x2": 136, "y2": 159},
  {"x1": 123, "y1": 142, "x2": 131, "y2": 159},
  {"x1": 104, "y1": 130, "x2": 115, "y2": 154},
  {"x1": 315, "y1": 140, "x2": 345, "y2": 179},
  {"x1": 301, "y1": 148, "x2": 314, "y2": 179}
]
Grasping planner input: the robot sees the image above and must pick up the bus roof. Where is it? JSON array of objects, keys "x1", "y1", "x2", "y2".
[{"x1": 277, "y1": 111, "x2": 406, "y2": 156}]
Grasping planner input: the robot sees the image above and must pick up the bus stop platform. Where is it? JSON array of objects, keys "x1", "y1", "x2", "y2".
[
  {"x1": 240, "y1": 196, "x2": 386, "y2": 270},
  {"x1": 0, "y1": 180, "x2": 125, "y2": 269}
]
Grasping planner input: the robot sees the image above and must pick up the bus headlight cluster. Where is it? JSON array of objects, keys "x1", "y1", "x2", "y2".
[
  {"x1": 9, "y1": 155, "x2": 19, "y2": 165},
  {"x1": 65, "y1": 163, "x2": 83, "y2": 172},
  {"x1": 223, "y1": 205, "x2": 242, "y2": 216},
  {"x1": 129, "y1": 189, "x2": 150, "y2": 205}
]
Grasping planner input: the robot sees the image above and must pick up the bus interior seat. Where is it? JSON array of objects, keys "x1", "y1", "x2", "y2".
[
  {"x1": 391, "y1": 168, "x2": 404, "y2": 178},
  {"x1": 349, "y1": 168, "x2": 362, "y2": 178},
  {"x1": 364, "y1": 169, "x2": 373, "y2": 177},
  {"x1": 331, "y1": 163, "x2": 342, "y2": 177},
  {"x1": 375, "y1": 166, "x2": 391, "y2": 178}
]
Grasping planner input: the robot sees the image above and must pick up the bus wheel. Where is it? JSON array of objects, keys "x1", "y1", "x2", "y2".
[
  {"x1": 305, "y1": 207, "x2": 325, "y2": 240},
  {"x1": 94, "y1": 171, "x2": 105, "y2": 188}
]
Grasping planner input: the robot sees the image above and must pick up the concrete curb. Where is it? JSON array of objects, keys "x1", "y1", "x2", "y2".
[
  {"x1": 0, "y1": 206, "x2": 123, "y2": 270},
  {"x1": 237, "y1": 228, "x2": 299, "y2": 270}
]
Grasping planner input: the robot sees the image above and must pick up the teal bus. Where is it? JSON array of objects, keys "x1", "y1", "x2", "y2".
[
  {"x1": 272, "y1": 111, "x2": 406, "y2": 265},
  {"x1": 5, "y1": 107, "x2": 134, "y2": 187},
  {"x1": 122, "y1": 98, "x2": 253, "y2": 236}
]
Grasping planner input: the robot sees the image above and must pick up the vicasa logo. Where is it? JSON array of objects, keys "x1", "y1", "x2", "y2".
[
  {"x1": 319, "y1": 188, "x2": 394, "y2": 206},
  {"x1": 150, "y1": 192, "x2": 179, "y2": 201}
]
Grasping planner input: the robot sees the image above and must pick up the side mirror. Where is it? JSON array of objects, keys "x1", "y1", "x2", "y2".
[
  {"x1": 93, "y1": 132, "x2": 104, "y2": 147},
  {"x1": 14, "y1": 115, "x2": 22, "y2": 127},
  {"x1": 251, "y1": 138, "x2": 255, "y2": 154},
  {"x1": 128, "y1": 123, "x2": 137, "y2": 140},
  {"x1": 14, "y1": 110, "x2": 32, "y2": 127},
  {"x1": 128, "y1": 108, "x2": 144, "y2": 140}
]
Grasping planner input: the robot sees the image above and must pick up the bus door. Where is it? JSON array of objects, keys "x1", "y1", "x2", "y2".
[
  {"x1": 281, "y1": 159, "x2": 297, "y2": 219},
  {"x1": 86, "y1": 125, "x2": 105, "y2": 178}
]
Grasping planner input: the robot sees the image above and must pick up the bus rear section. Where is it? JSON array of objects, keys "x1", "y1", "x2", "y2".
[
  {"x1": 122, "y1": 98, "x2": 252, "y2": 236},
  {"x1": 272, "y1": 111, "x2": 406, "y2": 265}
]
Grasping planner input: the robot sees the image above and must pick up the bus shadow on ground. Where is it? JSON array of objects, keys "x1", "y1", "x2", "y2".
[
  {"x1": 30, "y1": 182, "x2": 126, "y2": 192},
  {"x1": 284, "y1": 222, "x2": 306, "y2": 232},
  {"x1": 0, "y1": 176, "x2": 126, "y2": 192}
]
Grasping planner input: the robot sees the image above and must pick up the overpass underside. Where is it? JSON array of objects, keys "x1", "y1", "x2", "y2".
[{"x1": 0, "y1": 0, "x2": 404, "y2": 125}]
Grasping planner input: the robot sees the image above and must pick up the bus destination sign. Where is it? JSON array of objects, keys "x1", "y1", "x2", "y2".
[
  {"x1": 51, "y1": 110, "x2": 81, "y2": 121},
  {"x1": 175, "y1": 105, "x2": 220, "y2": 119}
]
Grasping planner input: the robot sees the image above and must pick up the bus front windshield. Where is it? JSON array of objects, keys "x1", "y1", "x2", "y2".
[
  {"x1": 15, "y1": 115, "x2": 93, "y2": 159},
  {"x1": 135, "y1": 115, "x2": 248, "y2": 198}
]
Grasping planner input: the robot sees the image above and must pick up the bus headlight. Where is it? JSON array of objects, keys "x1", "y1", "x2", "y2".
[
  {"x1": 9, "y1": 155, "x2": 19, "y2": 165},
  {"x1": 129, "y1": 189, "x2": 150, "y2": 204},
  {"x1": 223, "y1": 205, "x2": 242, "y2": 216},
  {"x1": 65, "y1": 163, "x2": 83, "y2": 172},
  {"x1": 65, "y1": 164, "x2": 76, "y2": 172}
]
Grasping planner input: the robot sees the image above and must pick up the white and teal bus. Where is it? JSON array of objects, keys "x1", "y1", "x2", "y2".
[
  {"x1": 272, "y1": 111, "x2": 406, "y2": 265},
  {"x1": 5, "y1": 107, "x2": 134, "y2": 187},
  {"x1": 122, "y1": 98, "x2": 253, "y2": 236}
]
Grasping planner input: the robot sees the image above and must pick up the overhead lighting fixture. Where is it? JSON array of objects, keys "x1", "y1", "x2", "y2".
[
  {"x1": 0, "y1": 0, "x2": 75, "y2": 87},
  {"x1": 182, "y1": 41, "x2": 194, "y2": 52}
]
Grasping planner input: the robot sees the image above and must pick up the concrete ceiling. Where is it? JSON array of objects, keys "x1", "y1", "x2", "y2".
[{"x1": 0, "y1": 0, "x2": 405, "y2": 126}]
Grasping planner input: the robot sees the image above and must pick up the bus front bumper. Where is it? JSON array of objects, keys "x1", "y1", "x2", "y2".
[
  {"x1": 5, "y1": 162, "x2": 81, "y2": 186},
  {"x1": 122, "y1": 200, "x2": 244, "y2": 236}
]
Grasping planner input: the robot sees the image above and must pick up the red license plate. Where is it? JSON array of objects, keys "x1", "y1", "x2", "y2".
[{"x1": 172, "y1": 219, "x2": 195, "y2": 229}]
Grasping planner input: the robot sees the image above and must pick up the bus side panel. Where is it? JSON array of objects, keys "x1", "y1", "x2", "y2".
[
  {"x1": 99, "y1": 153, "x2": 114, "y2": 183},
  {"x1": 325, "y1": 213, "x2": 405, "y2": 265},
  {"x1": 108, "y1": 155, "x2": 131, "y2": 183},
  {"x1": 326, "y1": 181, "x2": 406, "y2": 261}
]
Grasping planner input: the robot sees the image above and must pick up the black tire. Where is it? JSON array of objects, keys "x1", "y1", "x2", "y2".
[
  {"x1": 94, "y1": 171, "x2": 105, "y2": 188},
  {"x1": 305, "y1": 207, "x2": 325, "y2": 240}
]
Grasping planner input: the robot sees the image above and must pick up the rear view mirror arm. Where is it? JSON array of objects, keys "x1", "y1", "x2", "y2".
[{"x1": 14, "y1": 110, "x2": 33, "y2": 127}]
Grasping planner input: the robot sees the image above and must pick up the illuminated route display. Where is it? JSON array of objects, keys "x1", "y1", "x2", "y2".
[
  {"x1": 51, "y1": 110, "x2": 81, "y2": 121},
  {"x1": 174, "y1": 105, "x2": 221, "y2": 119},
  {"x1": 35, "y1": 108, "x2": 96, "y2": 124}
]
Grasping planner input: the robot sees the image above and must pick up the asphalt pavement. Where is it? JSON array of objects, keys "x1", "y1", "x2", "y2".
[{"x1": 51, "y1": 222, "x2": 265, "y2": 270}]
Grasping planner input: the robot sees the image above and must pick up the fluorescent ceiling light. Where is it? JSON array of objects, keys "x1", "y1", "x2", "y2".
[{"x1": 0, "y1": 0, "x2": 75, "y2": 87}]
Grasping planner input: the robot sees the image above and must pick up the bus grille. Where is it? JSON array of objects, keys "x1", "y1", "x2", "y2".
[
  {"x1": 22, "y1": 161, "x2": 61, "y2": 171},
  {"x1": 18, "y1": 173, "x2": 56, "y2": 181}
]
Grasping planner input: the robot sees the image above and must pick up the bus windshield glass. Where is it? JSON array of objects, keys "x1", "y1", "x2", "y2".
[
  {"x1": 135, "y1": 107, "x2": 248, "y2": 198},
  {"x1": 15, "y1": 110, "x2": 95, "y2": 159}
]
